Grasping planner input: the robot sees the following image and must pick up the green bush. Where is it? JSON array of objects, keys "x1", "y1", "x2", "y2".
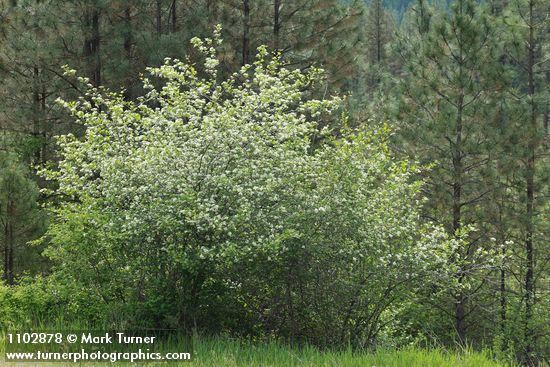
[
  {"x1": 38, "y1": 31, "x2": 454, "y2": 347},
  {"x1": 0, "y1": 277, "x2": 54, "y2": 328}
]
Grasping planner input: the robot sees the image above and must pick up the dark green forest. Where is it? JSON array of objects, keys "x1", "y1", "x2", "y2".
[{"x1": 0, "y1": 0, "x2": 548, "y2": 366}]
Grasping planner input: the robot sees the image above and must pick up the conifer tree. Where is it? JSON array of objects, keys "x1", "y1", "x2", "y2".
[
  {"x1": 364, "y1": 0, "x2": 395, "y2": 88},
  {"x1": 212, "y1": 0, "x2": 365, "y2": 91},
  {"x1": 396, "y1": 0, "x2": 505, "y2": 344},
  {"x1": 0, "y1": 151, "x2": 46, "y2": 284},
  {"x1": 0, "y1": 0, "x2": 69, "y2": 164},
  {"x1": 499, "y1": 0, "x2": 550, "y2": 363}
]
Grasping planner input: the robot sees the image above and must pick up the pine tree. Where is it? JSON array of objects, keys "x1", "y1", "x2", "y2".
[
  {"x1": 0, "y1": 151, "x2": 46, "y2": 284},
  {"x1": 0, "y1": 0, "x2": 71, "y2": 165},
  {"x1": 364, "y1": 0, "x2": 395, "y2": 88},
  {"x1": 395, "y1": 0, "x2": 505, "y2": 344},
  {"x1": 499, "y1": 0, "x2": 550, "y2": 363},
  {"x1": 211, "y1": 0, "x2": 365, "y2": 92}
]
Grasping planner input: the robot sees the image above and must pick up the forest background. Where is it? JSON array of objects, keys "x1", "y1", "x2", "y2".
[{"x1": 0, "y1": 0, "x2": 548, "y2": 366}]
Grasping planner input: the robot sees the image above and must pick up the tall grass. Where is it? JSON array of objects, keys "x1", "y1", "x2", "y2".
[
  {"x1": 191, "y1": 336, "x2": 509, "y2": 367},
  {"x1": 0, "y1": 322, "x2": 511, "y2": 367}
]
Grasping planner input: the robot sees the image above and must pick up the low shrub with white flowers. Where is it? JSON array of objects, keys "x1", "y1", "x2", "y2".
[{"x1": 40, "y1": 27, "x2": 459, "y2": 346}]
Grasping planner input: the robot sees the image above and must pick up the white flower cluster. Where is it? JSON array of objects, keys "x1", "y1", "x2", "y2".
[{"x1": 41, "y1": 31, "x2": 442, "y2": 317}]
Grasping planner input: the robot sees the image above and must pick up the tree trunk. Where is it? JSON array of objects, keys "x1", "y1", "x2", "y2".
[
  {"x1": 123, "y1": 6, "x2": 132, "y2": 54},
  {"x1": 123, "y1": 6, "x2": 133, "y2": 100},
  {"x1": 453, "y1": 130, "x2": 466, "y2": 344},
  {"x1": 242, "y1": 0, "x2": 250, "y2": 66},
  {"x1": 206, "y1": 0, "x2": 217, "y2": 24},
  {"x1": 83, "y1": 7, "x2": 101, "y2": 87},
  {"x1": 32, "y1": 67, "x2": 41, "y2": 163},
  {"x1": 376, "y1": 0, "x2": 382, "y2": 64},
  {"x1": 452, "y1": 0, "x2": 469, "y2": 344},
  {"x1": 453, "y1": 18, "x2": 465, "y2": 340},
  {"x1": 525, "y1": 149, "x2": 535, "y2": 366},
  {"x1": 500, "y1": 239, "x2": 507, "y2": 350},
  {"x1": 273, "y1": 0, "x2": 280, "y2": 51},
  {"x1": 3, "y1": 199, "x2": 15, "y2": 285},
  {"x1": 156, "y1": 0, "x2": 162, "y2": 35},
  {"x1": 523, "y1": 1, "x2": 536, "y2": 364},
  {"x1": 169, "y1": 0, "x2": 177, "y2": 33},
  {"x1": 544, "y1": 69, "x2": 549, "y2": 137},
  {"x1": 453, "y1": 135, "x2": 466, "y2": 344},
  {"x1": 546, "y1": 2, "x2": 550, "y2": 137}
]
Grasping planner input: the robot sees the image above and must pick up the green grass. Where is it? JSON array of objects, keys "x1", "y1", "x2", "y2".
[
  {"x1": 0, "y1": 327, "x2": 511, "y2": 367},
  {"x1": 189, "y1": 336, "x2": 508, "y2": 367}
]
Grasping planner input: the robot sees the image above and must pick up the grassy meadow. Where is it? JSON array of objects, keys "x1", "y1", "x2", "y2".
[{"x1": 0, "y1": 328, "x2": 511, "y2": 367}]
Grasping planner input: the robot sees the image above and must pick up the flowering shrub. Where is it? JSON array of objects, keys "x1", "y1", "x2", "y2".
[{"x1": 41, "y1": 28, "x2": 451, "y2": 345}]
